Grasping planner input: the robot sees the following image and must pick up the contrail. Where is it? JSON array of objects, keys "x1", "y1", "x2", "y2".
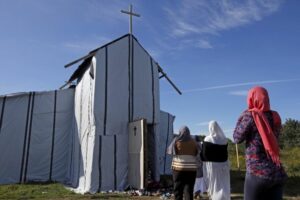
[{"x1": 182, "y1": 78, "x2": 300, "y2": 93}]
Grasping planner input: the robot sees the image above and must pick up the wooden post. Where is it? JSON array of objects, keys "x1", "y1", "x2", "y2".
[{"x1": 235, "y1": 143, "x2": 240, "y2": 170}]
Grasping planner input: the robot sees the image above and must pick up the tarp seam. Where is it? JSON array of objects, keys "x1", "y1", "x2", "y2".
[
  {"x1": 150, "y1": 58, "x2": 155, "y2": 124},
  {"x1": 0, "y1": 96, "x2": 6, "y2": 133},
  {"x1": 163, "y1": 114, "x2": 170, "y2": 174},
  {"x1": 49, "y1": 90, "x2": 57, "y2": 181},
  {"x1": 98, "y1": 135, "x2": 102, "y2": 192},
  {"x1": 131, "y1": 36, "x2": 134, "y2": 121},
  {"x1": 128, "y1": 36, "x2": 131, "y2": 122},
  {"x1": 114, "y1": 135, "x2": 117, "y2": 190},
  {"x1": 24, "y1": 92, "x2": 36, "y2": 182},
  {"x1": 20, "y1": 93, "x2": 32, "y2": 183},
  {"x1": 103, "y1": 46, "x2": 108, "y2": 136}
]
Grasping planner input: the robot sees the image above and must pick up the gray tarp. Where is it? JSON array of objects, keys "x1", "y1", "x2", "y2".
[
  {"x1": 0, "y1": 89, "x2": 74, "y2": 184},
  {"x1": 158, "y1": 111, "x2": 175, "y2": 175}
]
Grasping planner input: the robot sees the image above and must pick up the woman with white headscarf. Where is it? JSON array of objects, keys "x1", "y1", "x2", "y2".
[{"x1": 202, "y1": 121, "x2": 230, "y2": 200}]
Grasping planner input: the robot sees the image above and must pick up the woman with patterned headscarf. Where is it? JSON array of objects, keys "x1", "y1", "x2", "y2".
[
  {"x1": 202, "y1": 120, "x2": 230, "y2": 200},
  {"x1": 233, "y1": 86, "x2": 287, "y2": 200},
  {"x1": 167, "y1": 126, "x2": 198, "y2": 200}
]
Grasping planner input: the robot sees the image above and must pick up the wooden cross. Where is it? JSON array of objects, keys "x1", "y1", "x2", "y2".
[{"x1": 121, "y1": 4, "x2": 140, "y2": 35}]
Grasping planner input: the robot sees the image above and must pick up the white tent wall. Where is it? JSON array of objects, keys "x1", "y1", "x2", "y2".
[
  {"x1": 158, "y1": 111, "x2": 175, "y2": 175},
  {"x1": 93, "y1": 36, "x2": 130, "y2": 191},
  {"x1": 90, "y1": 35, "x2": 163, "y2": 191},
  {"x1": 70, "y1": 57, "x2": 97, "y2": 193},
  {"x1": 132, "y1": 39, "x2": 160, "y2": 124},
  {"x1": 102, "y1": 37, "x2": 129, "y2": 135},
  {"x1": 0, "y1": 89, "x2": 74, "y2": 184}
]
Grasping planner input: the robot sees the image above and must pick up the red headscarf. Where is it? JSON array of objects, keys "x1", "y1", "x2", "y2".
[{"x1": 247, "y1": 86, "x2": 281, "y2": 166}]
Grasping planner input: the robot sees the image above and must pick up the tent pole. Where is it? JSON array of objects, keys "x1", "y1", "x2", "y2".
[
  {"x1": 235, "y1": 143, "x2": 240, "y2": 170},
  {"x1": 157, "y1": 65, "x2": 182, "y2": 95}
]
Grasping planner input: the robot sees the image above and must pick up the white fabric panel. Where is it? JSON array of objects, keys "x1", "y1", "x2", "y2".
[
  {"x1": 26, "y1": 91, "x2": 54, "y2": 181},
  {"x1": 94, "y1": 48, "x2": 106, "y2": 136},
  {"x1": 71, "y1": 60, "x2": 96, "y2": 193},
  {"x1": 158, "y1": 111, "x2": 175, "y2": 175},
  {"x1": 106, "y1": 37, "x2": 129, "y2": 135},
  {"x1": 132, "y1": 40, "x2": 153, "y2": 123},
  {"x1": 100, "y1": 135, "x2": 115, "y2": 191},
  {"x1": 0, "y1": 94, "x2": 29, "y2": 184},
  {"x1": 51, "y1": 89, "x2": 74, "y2": 182}
]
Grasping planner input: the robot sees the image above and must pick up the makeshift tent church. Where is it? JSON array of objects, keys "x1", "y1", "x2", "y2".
[{"x1": 0, "y1": 34, "x2": 178, "y2": 193}]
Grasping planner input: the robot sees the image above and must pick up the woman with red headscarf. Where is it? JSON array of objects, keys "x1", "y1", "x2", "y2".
[{"x1": 233, "y1": 86, "x2": 287, "y2": 200}]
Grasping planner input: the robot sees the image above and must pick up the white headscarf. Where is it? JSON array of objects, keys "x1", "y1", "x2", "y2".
[
  {"x1": 204, "y1": 121, "x2": 227, "y2": 145},
  {"x1": 203, "y1": 121, "x2": 230, "y2": 200}
]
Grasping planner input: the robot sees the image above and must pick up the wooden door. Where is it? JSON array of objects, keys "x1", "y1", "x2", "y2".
[{"x1": 128, "y1": 119, "x2": 147, "y2": 189}]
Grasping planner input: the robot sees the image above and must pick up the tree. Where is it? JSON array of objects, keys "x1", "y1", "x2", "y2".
[{"x1": 280, "y1": 118, "x2": 300, "y2": 148}]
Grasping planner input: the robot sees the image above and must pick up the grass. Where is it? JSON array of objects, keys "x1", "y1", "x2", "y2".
[
  {"x1": 1, "y1": 170, "x2": 299, "y2": 200},
  {"x1": 0, "y1": 183, "x2": 155, "y2": 200}
]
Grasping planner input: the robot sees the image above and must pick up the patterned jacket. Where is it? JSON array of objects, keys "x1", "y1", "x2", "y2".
[{"x1": 233, "y1": 111, "x2": 287, "y2": 181}]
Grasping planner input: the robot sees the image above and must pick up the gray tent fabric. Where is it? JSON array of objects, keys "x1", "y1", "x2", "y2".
[
  {"x1": 158, "y1": 111, "x2": 175, "y2": 175},
  {"x1": 0, "y1": 93, "x2": 30, "y2": 184},
  {"x1": 0, "y1": 34, "x2": 175, "y2": 193},
  {"x1": 0, "y1": 89, "x2": 74, "y2": 184}
]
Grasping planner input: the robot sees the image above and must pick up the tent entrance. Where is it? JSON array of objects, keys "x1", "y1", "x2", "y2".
[
  {"x1": 146, "y1": 124, "x2": 156, "y2": 182},
  {"x1": 128, "y1": 119, "x2": 148, "y2": 189}
]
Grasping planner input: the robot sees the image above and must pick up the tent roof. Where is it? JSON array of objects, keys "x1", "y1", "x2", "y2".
[{"x1": 63, "y1": 34, "x2": 181, "y2": 94}]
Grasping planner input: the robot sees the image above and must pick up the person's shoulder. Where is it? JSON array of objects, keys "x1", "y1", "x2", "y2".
[
  {"x1": 239, "y1": 110, "x2": 253, "y2": 120},
  {"x1": 271, "y1": 110, "x2": 282, "y2": 126},
  {"x1": 242, "y1": 110, "x2": 251, "y2": 116},
  {"x1": 271, "y1": 110, "x2": 281, "y2": 118}
]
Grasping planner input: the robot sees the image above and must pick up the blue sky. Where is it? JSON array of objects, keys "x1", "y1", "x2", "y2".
[{"x1": 0, "y1": 0, "x2": 299, "y2": 138}]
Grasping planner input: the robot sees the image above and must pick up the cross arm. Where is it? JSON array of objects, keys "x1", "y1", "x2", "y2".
[{"x1": 121, "y1": 10, "x2": 140, "y2": 17}]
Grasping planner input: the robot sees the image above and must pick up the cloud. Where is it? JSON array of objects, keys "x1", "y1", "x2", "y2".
[
  {"x1": 182, "y1": 78, "x2": 300, "y2": 93},
  {"x1": 164, "y1": 0, "x2": 283, "y2": 49},
  {"x1": 196, "y1": 121, "x2": 210, "y2": 126},
  {"x1": 196, "y1": 39, "x2": 213, "y2": 49},
  {"x1": 167, "y1": 0, "x2": 282, "y2": 37},
  {"x1": 229, "y1": 90, "x2": 248, "y2": 96}
]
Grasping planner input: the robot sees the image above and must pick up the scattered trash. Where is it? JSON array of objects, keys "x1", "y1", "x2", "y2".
[{"x1": 160, "y1": 192, "x2": 171, "y2": 199}]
